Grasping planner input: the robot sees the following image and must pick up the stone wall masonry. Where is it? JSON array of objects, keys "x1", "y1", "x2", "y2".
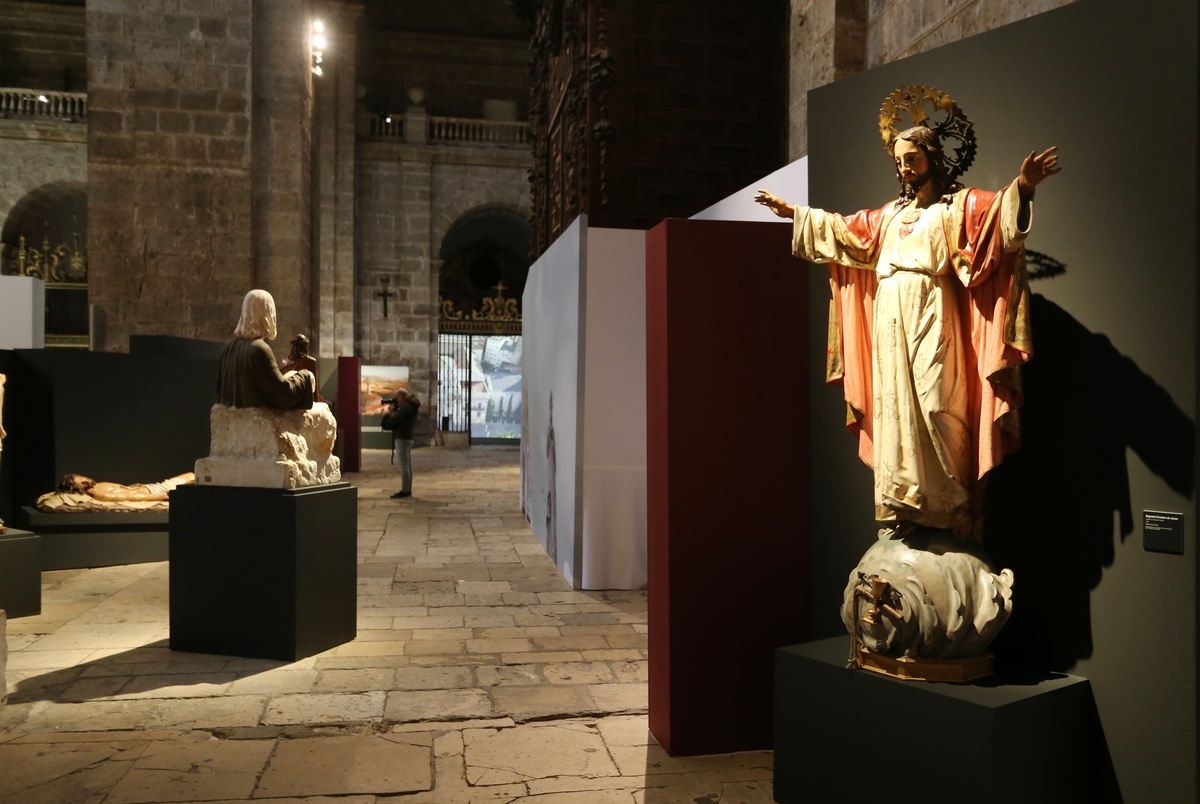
[
  {"x1": 0, "y1": 0, "x2": 87, "y2": 90},
  {"x1": 865, "y1": 0, "x2": 1077, "y2": 68},
  {"x1": 376, "y1": 155, "x2": 433, "y2": 400},
  {"x1": 428, "y1": 156, "x2": 533, "y2": 258},
  {"x1": 251, "y1": 0, "x2": 316, "y2": 348},
  {"x1": 314, "y1": 1, "x2": 361, "y2": 359},
  {"x1": 359, "y1": 29, "x2": 529, "y2": 120},
  {"x1": 356, "y1": 142, "x2": 531, "y2": 396},
  {"x1": 787, "y1": 0, "x2": 1078, "y2": 159},
  {"x1": 0, "y1": 124, "x2": 86, "y2": 232},
  {"x1": 86, "y1": 0, "x2": 256, "y2": 351}
]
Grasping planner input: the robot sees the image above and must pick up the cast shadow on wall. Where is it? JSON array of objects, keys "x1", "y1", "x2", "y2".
[{"x1": 983, "y1": 292, "x2": 1195, "y2": 674}]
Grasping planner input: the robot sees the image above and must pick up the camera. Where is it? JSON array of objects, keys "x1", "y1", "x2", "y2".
[{"x1": 381, "y1": 398, "x2": 397, "y2": 407}]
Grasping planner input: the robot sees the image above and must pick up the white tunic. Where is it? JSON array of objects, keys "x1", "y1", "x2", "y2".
[{"x1": 794, "y1": 183, "x2": 1029, "y2": 530}]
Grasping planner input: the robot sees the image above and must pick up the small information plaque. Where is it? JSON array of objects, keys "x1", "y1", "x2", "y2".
[{"x1": 1143, "y1": 510, "x2": 1184, "y2": 555}]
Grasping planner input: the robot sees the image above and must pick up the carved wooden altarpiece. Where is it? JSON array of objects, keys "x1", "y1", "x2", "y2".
[{"x1": 510, "y1": 0, "x2": 787, "y2": 256}]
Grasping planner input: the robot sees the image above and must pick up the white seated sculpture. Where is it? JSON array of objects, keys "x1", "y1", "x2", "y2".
[
  {"x1": 195, "y1": 290, "x2": 340, "y2": 489},
  {"x1": 195, "y1": 402, "x2": 341, "y2": 489}
]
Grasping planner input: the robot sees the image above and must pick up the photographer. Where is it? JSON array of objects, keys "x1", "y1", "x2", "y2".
[{"x1": 381, "y1": 388, "x2": 420, "y2": 499}]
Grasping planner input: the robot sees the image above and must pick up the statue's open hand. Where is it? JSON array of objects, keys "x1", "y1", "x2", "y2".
[
  {"x1": 754, "y1": 189, "x2": 795, "y2": 220},
  {"x1": 1019, "y1": 147, "x2": 1061, "y2": 193}
]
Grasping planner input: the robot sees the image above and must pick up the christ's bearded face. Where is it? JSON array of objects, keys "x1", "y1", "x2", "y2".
[{"x1": 893, "y1": 138, "x2": 932, "y2": 193}]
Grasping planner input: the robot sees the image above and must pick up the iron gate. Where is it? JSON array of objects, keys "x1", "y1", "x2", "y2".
[{"x1": 437, "y1": 333, "x2": 472, "y2": 432}]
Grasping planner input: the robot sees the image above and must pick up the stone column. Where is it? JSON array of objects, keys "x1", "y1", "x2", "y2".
[
  {"x1": 787, "y1": 0, "x2": 866, "y2": 160},
  {"x1": 251, "y1": 0, "x2": 317, "y2": 345},
  {"x1": 314, "y1": 1, "x2": 362, "y2": 358},
  {"x1": 86, "y1": 0, "x2": 256, "y2": 350}
]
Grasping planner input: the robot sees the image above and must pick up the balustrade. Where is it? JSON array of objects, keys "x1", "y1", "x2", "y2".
[
  {"x1": 0, "y1": 88, "x2": 87, "y2": 121},
  {"x1": 368, "y1": 112, "x2": 529, "y2": 146}
]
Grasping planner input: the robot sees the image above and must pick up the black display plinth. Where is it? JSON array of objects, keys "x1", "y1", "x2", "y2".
[
  {"x1": 19, "y1": 507, "x2": 169, "y2": 570},
  {"x1": 775, "y1": 638, "x2": 1092, "y2": 804},
  {"x1": 169, "y1": 483, "x2": 357, "y2": 661},
  {"x1": 0, "y1": 528, "x2": 41, "y2": 617}
]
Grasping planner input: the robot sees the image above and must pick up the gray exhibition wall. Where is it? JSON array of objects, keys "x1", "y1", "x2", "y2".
[{"x1": 804, "y1": 0, "x2": 1196, "y2": 800}]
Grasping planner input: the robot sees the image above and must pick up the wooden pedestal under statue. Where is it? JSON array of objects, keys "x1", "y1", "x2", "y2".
[{"x1": 169, "y1": 483, "x2": 356, "y2": 661}]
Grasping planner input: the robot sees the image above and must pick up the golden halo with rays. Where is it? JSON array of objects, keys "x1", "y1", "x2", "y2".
[{"x1": 878, "y1": 85, "x2": 977, "y2": 182}]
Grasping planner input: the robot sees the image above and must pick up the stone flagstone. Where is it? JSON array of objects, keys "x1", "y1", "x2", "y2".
[
  {"x1": 0, "y1": 448, "x2": 771, "y2": 802},
  {"x1": 255, "y1": 734, "x2": 433, "y2": 797},
  {"x1": 102, "y1": 737, "x2": 275, "y2": 803},
  {"x1": 463, "y1": 721, "x2": 618, "y2": 785}
]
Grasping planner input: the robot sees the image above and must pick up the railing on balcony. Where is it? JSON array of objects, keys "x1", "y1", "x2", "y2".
[
  {"x1": 372, "y1": 114, "x2": 406, "y2": 140},
  {"x1": 0, "y1": 88, "x2": 87, "y2": 121},
  {"x1": 428, "y1": 117, "x2": 530, "y2": 145},
  {"x1": 367, "y1": 111, "x2": 530, "y2": 147}
]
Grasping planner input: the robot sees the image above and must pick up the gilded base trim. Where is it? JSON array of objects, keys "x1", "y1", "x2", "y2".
[{"x1": 857, "y1": 647, "x2": 994, "y2": 682}]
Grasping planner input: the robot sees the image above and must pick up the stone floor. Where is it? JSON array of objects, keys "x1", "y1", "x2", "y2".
[{"x1": 0, "y1": 447, "x2": 773, "y2": 803}]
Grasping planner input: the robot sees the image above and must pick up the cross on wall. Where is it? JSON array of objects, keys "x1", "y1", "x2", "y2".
[{"x1": 376, "y1": 276, "x2": 397, "y2": 318}]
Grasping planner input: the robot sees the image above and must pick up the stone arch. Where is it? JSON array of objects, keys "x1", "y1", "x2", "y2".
[
  {"x1": 1, "y1": 180, "x2": 88, "y2": 267},
  {"x1": 436, "y1": 204, "x2": 533, "y2": 314},
  {"x1": 2, "y1": 180, "x2": 89, "y2": 347},
  {"x1": 0, "y1": 136, "x2": 87, "y2": 230},
  {"x1": 431, "y1": 189, "x2": 531, "y2": 265}
]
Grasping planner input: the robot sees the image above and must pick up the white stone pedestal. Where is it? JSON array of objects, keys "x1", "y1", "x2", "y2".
[{"x1": 195, "y1": 403, "x2": 341, "y2": 488}]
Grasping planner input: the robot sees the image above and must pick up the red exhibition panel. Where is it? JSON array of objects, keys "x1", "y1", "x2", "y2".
[
  {"x1": 337, "y1": 355, "x2": 362, "y2": 473},
  {"x1": 646, "y1": 218, "x2": 810, "y2": 756}
]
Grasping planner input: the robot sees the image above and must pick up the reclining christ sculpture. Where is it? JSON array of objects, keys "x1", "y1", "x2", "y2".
[{"x1": 36, "y1": 472, "x2": 196, "y2": 512}]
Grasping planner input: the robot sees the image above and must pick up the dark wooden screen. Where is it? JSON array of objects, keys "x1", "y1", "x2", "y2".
[{"x1": 515, "y1": 0, "x2": 788, "y2": 255}]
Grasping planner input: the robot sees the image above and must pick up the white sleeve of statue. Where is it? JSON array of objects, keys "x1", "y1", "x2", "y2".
[
  {"x1": 793, "y1": 205, "x2": 875, "y2": 270},
  {"x1": 999, "y1": 177, "x2": 1032, "y2": 253}
]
